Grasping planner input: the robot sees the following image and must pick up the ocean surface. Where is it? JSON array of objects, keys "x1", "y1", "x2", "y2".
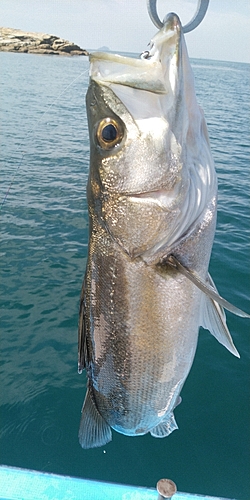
[{"x1": 0, "y1": 51, "x2": 249, "y2": 499}]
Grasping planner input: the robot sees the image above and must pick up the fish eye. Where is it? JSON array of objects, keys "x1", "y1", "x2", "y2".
[{"x1": 96, "y1": 118, "x2": 123, "y2": 150}]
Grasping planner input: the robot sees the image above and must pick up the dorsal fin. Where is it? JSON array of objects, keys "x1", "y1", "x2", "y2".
[
  {"x1": 78, "y1": 279, "x2": 87, "y2": 374},
  {"x1": 79, "y1": 387, "x2": 112, "y2": 449}
]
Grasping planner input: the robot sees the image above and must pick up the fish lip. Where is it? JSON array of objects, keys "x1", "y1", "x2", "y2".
[
  {"x1": 124, "y1": 189, "x2": 165, "y2": 197},
  {"x1": 88, "y1": 12, "x2": 182, "y2": 65},
  {"x1": 119, "y1": 187, "x2": 180, "y2": 210},
  {"x1": 88, "y1": 13, "x2": 182, "y2": 93},
  {"x1": 118, "y1": 188, "x2": 164, "y2": 197},
  {"x1": 89, "y1": 53, "x2": 167, "y2": 94},
  {"x1": 89, "y1": 52, "x2": 150, "y2": 68}
]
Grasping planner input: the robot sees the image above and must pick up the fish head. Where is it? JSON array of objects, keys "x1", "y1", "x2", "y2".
[{"x1": 86, "y1": 13, "x2": 216, "y2": 258}]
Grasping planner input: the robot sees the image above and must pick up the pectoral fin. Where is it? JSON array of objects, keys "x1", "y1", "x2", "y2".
[
  {"x1": 166, "y1": 255, "x2": 250, "y2": 318},
  {"x1": 164, "y1": 255, "x2": 243, "y2": 357},
  {"x1": 200, "y1": 275, "x2": 240, "y2": 357},
  {"x1": 79, "y1": 387, "x2": 112, "y2": 449},
  {"x1": 150, "y1": 412, "x2": 178, "y2": 438}
]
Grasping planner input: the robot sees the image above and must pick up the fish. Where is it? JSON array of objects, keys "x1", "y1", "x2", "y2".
[{"x1": 78, "y1": 12, "x2": 249, "y2": 449}]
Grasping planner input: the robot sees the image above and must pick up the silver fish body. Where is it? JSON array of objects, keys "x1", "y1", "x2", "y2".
[{"x1": 78, "y1": 13, "x2": 243, "y2": 449}]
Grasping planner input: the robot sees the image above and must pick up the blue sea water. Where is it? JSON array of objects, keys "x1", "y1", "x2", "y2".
[{"x1": 0, "y1": 51, "x2": 249, "y2": 499}]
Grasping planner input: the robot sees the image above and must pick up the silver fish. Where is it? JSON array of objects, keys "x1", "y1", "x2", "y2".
[{"x1": 78, "y1": 13, "x2": 249, "y2": 449}]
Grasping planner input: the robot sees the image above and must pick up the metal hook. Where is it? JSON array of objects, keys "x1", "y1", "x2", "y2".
[{"x1": 147, "y1": 0, "x2": 210, "y2": 32}]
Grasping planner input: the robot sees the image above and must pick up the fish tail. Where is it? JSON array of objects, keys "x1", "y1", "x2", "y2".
[{"x1": 150, "y1": 412, "x2": 178, "y2": 438}]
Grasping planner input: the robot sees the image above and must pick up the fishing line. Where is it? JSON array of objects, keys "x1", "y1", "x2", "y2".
[
  {"x1": 0, "y1": 66, "x2": 89, "y2": 211},
  {"x1": 0, "y1": 151, "x2": 25, "y2": 210}
]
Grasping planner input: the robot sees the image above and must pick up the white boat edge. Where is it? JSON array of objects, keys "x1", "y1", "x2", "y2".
[{"x1": 0, "y1": 465, "x2": 236, "y2": 500}]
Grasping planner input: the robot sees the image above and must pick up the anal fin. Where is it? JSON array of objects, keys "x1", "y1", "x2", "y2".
[
  {"x1": 79, "y1": 387, "x2": 112, "y2": 449},
  {"x1": 150, "y1": 412, "x2": 178, "y2": 438}
]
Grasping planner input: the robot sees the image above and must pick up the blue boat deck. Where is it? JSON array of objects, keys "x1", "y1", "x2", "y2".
[{"x1": 0, "y1": 465, "x2": 235, "y2": 500}]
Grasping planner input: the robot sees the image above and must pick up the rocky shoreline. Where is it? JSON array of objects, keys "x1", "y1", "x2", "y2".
[{"x1": 0, "y1": 27, "x2": 88, "y2": 56}]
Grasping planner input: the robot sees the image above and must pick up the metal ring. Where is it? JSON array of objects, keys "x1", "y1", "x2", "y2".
[{"x1": 147, "y1": 0, "x2": 210, "y2": 32}]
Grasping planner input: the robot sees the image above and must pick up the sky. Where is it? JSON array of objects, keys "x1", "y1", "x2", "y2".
[{"x1": 1, "y1": 0, "x2": 250, "y2": 63}]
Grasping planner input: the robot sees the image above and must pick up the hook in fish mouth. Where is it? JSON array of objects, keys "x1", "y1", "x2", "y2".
[{"x1": 88, "y1": 13, "x2": 182, "y2": 94}]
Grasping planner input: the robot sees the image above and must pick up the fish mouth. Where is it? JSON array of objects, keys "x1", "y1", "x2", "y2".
[{"x1": 89, "y1": 12, "x2": 182, "y2": 95}]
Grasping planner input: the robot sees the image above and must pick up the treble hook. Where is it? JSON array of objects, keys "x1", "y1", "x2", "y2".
[{"x1": 147, "y1": 0, "x2": 210, "y2": 32}]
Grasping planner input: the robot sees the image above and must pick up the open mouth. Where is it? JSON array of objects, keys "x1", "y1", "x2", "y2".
[
  {"x1": 89, "y1": 52, "x2": 168, "y2": 94},
  {"x1": 88, "y1": 13, "x2": 181, "y2": 94}
]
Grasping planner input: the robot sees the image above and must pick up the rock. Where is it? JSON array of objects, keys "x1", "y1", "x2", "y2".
[
  {"x1": 57, "y1": 43, "x2": 82, "y2": 53},
  {"x1": 0, "y1": 27, "x2": 89, "y2": 56}
]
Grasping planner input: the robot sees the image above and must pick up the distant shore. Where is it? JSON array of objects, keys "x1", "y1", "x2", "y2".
[{"x1": 0, "y1": 27, "x2": 89, "y2": 56}]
